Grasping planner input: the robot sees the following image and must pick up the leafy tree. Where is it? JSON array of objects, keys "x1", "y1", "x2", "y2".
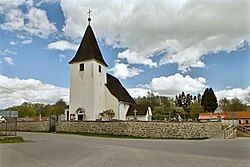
[
  {"x1": 5, "y1": 99, "x2": 67, "y2": 117},
  {"x1": 245, "y1": 91, "x2": 250, "y2": 104},
  {"x1": 219, "y1": 98, "x2": 230, "y2": 112},
  {"x1": 50, "y1": 105, "x2": 64, "y2": 115},
  {"x1": 55, "y1": 99, "x2": 67, "y2": 108},
  {"x1": 174, "y1": 92, "x2": 194, "y2": 119},
  {"x1": 153, "y1": 100, "x2": 174, "y2": 120},
  {"x1": 153, "y1": 104, "x2": 184, "y2": 121},
  {"x1": 134, "y1": 92, "x2": 176, "y2": 120},
  {"x1": 99, "y1": 109, "x2": 115, "y2": 121},
  {"x1": 219, "y1": 98, "x2": 248, "y2": 112},
  {"x1": 153, "y1": 106, "x2": 168, "y2": 120},
  {"x1": 9, "y1": 102, "x2": 37, "y2": 117},
  {"x1": 201, "y1": 88, "x2": 218, "y2": 112},
  {"x1": 197, "y1": 93, "x2": 202, "y2": 103},
  {"x1": 229, "y1": 98, "x2": 247, "y2": 111},
  {"x1": 190, "y1": 102, "x2": 204, "y2": 120}
]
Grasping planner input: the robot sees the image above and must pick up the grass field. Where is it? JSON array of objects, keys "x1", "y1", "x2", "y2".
[{"x1": 0, "y1": 136, "x2": 24, "y2": 143}]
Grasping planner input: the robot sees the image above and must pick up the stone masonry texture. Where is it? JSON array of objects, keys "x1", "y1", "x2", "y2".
[
  {"x1": 0, "y1": 121, "x2": 222, "y2": 139},
  {"x1": 58, "y1": 121, "x2": 222, "y2": 139}
]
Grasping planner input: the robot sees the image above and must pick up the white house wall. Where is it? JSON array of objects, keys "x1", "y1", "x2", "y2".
[
  {"x1": 126, "y1": 115, "x2": 148, "y2": 121},
  {"x1": 126, "y1": 107, "x2": 152, "y2": 121},
  {"x1": 222, "y1": 120, "x2": 239, "y2": 126},
  {"x1": 147, "y1": 107, "x2": 152, "y2": 121}
]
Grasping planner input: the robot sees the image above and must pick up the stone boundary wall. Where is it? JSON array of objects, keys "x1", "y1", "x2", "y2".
[
  {"x1": 0, "y1": 120, "x2": 222, "y2": 139},
  {"x1": 58, "y1": 121, "x2": 222, "y2": 139},
  {"x1": 0, "y1": 121, "x2": 49, "y2": 132}
]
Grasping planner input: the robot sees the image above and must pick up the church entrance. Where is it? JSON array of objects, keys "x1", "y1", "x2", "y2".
[
  {"x1": 77, "y1": 108, "x2": 85, "y2": 121},
  {"x1": 78, "y1": 115, "x2": 83, "y2": 121}
]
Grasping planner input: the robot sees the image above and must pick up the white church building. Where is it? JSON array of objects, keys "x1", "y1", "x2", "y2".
[{"x1": 65, "y1": 17, "x2": 152, "y2": 121}]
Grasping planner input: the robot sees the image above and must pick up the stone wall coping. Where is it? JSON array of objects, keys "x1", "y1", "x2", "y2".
[
  {"x1": 16, "y1": 120, "x2": 49, "y2": 123},
  {"x1": 60, "y1": 120, "x2": 220, "y2": 124}
]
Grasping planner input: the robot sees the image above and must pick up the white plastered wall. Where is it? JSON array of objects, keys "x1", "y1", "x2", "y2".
[
  {"x1": 126, "y1": 107, "x2": 152, "y2": 121},
  {"x1": 105, "y1": 87, "x2": 119, "y2": 119},
  {"x1": 119, "y1": 102, "x2": 130, "y2": 120},
  {"x1": 69, "y1": 60, "x2": 106, "y2": 120},
  {"x1": 104, "y1": 88, "x2": 131, "y2": 120},
  {"x1": 126, "y1": 115, "x2": 147, "y2": 121}
]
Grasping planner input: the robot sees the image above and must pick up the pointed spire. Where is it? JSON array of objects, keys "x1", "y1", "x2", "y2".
[{"x1": 69, "y1": 11, "x2": 108, "y2": 66}]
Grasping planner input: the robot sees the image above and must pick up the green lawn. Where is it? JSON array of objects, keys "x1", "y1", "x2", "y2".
[{"x1": 0, "y1": 136, "x2": 24, "y2": 143}]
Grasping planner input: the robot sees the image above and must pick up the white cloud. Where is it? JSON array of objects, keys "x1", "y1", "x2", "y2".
[
  {"x1": 0, "y1": 2, "x2": 56, "y2": 39},
  {"x1": 35, "y1": 0, "x2": 59, "y2": 7},
  {"x1": 215, "y1": 87, "x2": 250, "y2": 104},
  {"x1": 127, "y1": 88, "x2": 152, "y2": 98},
  {"x1": 16, "y1": 34, "x2": 26, "y2": 39},
  {"x1": 0, "y1": 8, "x2": 24, "y2": 31},
  {"x1": 23, "y1": 7, "x2": 57, "y2": 38},
  {"x1": 117, "y1": 49, "x2": 157, "y2": 68},
  {"x1": 147, "y1": 73, "x2": 207, "y2": 96},
  {"x1": 1, "y1": 48, "x2": 17, "y2": 56},
  {"x1": 0, "y1": 75, "x2": 69, "y2": 109},
  {"x1": 9, "y1": 41, "x2": 17, "y2": 45},
  {"x1": 47, "y1": 40, "x2": 77, "y2": 51},
  {"x1": 0, "y1": 0, "x2": 26, "y2": 13},
  {"x1": 3, "y1": 57, "x2": 14, "y2": 66},
  {"x1": 61, "y1": 0, "x2": 250, "y2": 71},
  {"x1": 127, "y1": 72, "x2": 250, "y2": 105},
  {"x1": 128, "y1": 73, "x2": 207, "y2": 97},
  {"x1": 21, "y1": 39, "x2": 33, "y2": 44},
  {"x1": 109, "y1": 61, "x2": 143, "y2": 79},
  {"x1": 58, "y1": 54, "x2": 66, "y2": 62}
]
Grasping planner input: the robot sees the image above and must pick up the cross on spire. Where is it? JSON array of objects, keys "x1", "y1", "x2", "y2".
[{"x1": 87, "y1": 9, "x2": 92, "y2": 25}]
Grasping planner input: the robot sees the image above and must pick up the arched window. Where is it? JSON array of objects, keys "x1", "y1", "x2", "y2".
[{"x1": 76, "y1": 108, "x2": 85, "y2": 121}]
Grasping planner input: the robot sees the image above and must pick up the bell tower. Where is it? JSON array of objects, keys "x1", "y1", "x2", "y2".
[{"x1": 69, "y1": 12, "x2": 108, "y2": 121}]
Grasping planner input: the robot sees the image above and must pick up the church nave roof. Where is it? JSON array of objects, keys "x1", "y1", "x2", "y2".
[{"x1": 106, "y1": 74, "x2": 135, "y2": 104}]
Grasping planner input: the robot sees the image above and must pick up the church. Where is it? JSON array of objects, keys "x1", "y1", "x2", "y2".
[{"x1": 65, "y1": 15, "x2": 152, "y2": 121}]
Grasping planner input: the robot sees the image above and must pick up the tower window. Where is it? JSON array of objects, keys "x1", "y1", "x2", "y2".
[
  {"x1": 79, "y1": 63, "x2": 84, "y2": 71},
  {"x1": 98, "y1": 65, "x2": 101, "y2": 73}
]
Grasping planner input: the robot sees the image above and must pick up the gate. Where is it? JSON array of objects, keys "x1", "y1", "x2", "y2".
[
  {"x1": 0, "y1": 111, "x2": 18, "y2": 136},
  {"x1": 49, "y1": 115, "x2": 58, "y2": 132}
]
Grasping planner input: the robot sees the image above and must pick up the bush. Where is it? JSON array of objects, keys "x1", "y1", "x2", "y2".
[{"x1": 99, "y1": 109, "x2": 115, "y2": 121}]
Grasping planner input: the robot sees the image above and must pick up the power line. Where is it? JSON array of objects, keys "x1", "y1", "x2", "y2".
[
  {"x1": 0, "y1": 85, "x2": 57, "y2": 104},
  {"x1": 0, "y1": 85, "x2": 31, "y2": 103}
]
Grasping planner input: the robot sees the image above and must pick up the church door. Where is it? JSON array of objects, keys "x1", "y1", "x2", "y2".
[
  {"x1": 76, "y1": 108, "x2": 85, "y2": 121},
  {"x1": 78, "y1": 115, "x2": 83, "y2": 121}
]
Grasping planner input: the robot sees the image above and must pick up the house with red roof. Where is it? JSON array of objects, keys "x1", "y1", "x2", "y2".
[{"x1": 199, "y1": 111, "x2": 250, "y2": 127}]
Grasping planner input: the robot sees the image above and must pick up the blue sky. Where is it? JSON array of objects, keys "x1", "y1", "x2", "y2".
[{"x1": 0, "y1": 0, "x2": 249, "y2": 108}]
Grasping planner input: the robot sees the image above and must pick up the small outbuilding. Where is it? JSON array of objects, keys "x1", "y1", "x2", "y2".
[{"x1": 126, "y1": 105, "x2": 152, "y2": 121}]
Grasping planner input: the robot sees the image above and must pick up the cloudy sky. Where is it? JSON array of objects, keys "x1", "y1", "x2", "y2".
[{"x1": 0, "y1": 0, "x2": 249, "y2": 109}]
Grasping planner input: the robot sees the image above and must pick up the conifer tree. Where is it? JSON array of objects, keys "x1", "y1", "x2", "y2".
[{"x1": 201, "y1": 88, "x2": 218, "y2": 112}]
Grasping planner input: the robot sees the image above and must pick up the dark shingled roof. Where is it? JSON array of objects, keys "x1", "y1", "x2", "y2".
[
  {"x1": 106, "y1": 74, "x2": 135, "y2": 104},
  {"x1": 69, "y1": 25, "x2": 108, "y2": 66},
  {"x1": 126, "y1": 105, "x2": 149, "y2": 116}
]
